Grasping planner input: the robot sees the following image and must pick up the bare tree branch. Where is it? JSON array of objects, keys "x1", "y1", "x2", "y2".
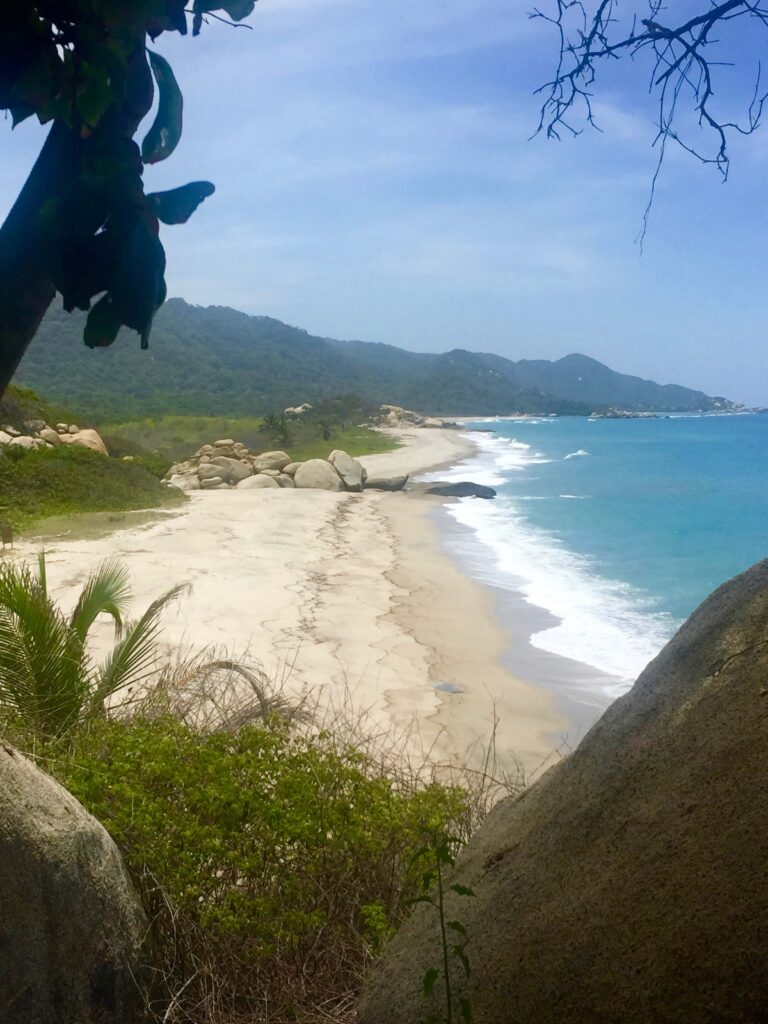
[{"x1": 533, "y1": 0, "x2": 768, "y2": 189}]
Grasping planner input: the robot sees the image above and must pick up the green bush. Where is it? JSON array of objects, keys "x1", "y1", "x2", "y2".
[
  {"x1": 57, "y1": 716, "x2": 466, "y2": 1022},
  {"x1": 0, "y1": 444, "x2": 183, "y2": 531}
]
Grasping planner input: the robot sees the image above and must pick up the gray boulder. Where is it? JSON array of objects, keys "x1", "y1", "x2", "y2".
[
  {"x1": 0, "y1": 430, "x2": 12, "y2": 445},
  {"x1": 293, "y1": 459, "x2": 344, "y2": 491},
  {"x1": 282, "y1": 461, "x2": 303, "y2": 477},
  {"x1": 210, "y1": 456, "x2": 252, "y2": 484},
  {"x1": 0, "y1": 744, "x2": 146, "y2": 1023},
  {"x1": 168, "y1": 474, "x2": 200, "y2": 491},
  {"x1": 365, "y1": 474, "x2": 409, "y2": 492},
  {"x1": 9, "y1": 435, "x2": 41, "y2": 450},
  {"x1": 198, "y1": 463, "x2": 224, "y2": 482},
  {"x1": 237, "y1": 474, "x2": 281, "y2": 489},
  {"x1": 251, "y1": 450, "x2": 291, "y2": 473},
  {"x1": 38, "y1": 427, "x2": 61, "y2": 446},
  {"x1": 213, "y1": 438, "x2": 236, "y2": 447},
  {"x1": 200, "y1": 476, "x2": 226, "y2": 489},
  {"x1": 276, "y1": 473, "x2": 295, "y2": 488},
  {"x1": 328, "y1": 449, "x2": 365, "y2": 492},
  {"x1": 360, "y1": 559, "x2": 768, "y2": 1024}
]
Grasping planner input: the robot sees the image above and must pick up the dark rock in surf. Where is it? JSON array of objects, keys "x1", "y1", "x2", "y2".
[{"x1": 425, "y1": 481, "x2": 496, "y2": 499}]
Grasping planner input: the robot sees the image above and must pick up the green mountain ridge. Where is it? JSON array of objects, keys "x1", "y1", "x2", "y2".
[{"x1": 15, "y1": 299, "x2": 733, "y2": 420}]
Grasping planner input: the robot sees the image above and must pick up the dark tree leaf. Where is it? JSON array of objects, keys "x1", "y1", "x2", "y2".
[
  {"x1": 84, "y1": 295, "x2": 122, "y2": 349},
  {"x1": 110, "y1": 213, "x2": 167, "y2": 347},
  {"x1": 141, "y1": 50, "x2": 183, "y2": 164},
  {"x1": 219, "y1": 0, "x2": 256, "y2": 20},
  {"x1": 147, "y1": 181, "x2": 215, "y2": 224},
  {"x1": 192, "y1": 0, "x2": 256, "y2": 31}
]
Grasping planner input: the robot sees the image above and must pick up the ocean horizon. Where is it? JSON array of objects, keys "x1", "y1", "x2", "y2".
[{"x1": 422, "y1": 413, "x2": 768, "y2": 712}]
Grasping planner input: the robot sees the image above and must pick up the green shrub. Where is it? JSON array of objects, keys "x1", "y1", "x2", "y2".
[
  {"x1": 56, "y1": 716, "x2": 466, "y2": 1023},
  {"x1": 0, "y1": 445, "x2": 183, "y2": 531}
]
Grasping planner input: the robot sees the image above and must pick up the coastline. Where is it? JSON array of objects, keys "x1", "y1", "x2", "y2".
[{"x1": 15, "y1": 427, "x2": 573, "y2": 779}]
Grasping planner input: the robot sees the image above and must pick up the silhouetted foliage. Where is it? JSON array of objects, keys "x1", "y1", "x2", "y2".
[{"x1": 0, "y1": 1, "x2": 255, "y2": 393}]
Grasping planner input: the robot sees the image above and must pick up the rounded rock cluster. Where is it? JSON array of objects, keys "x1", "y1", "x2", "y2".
[
  {"x1": 0, "y1": 420, "x2": 108, "y2": 454},
  {"x1": 165, "y1": 441, "x2": 408, "y2": 494}
]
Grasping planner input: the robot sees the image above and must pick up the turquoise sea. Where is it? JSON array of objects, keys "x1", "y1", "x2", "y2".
[{"x1": 424, "y1": 414, "x2": 768, "y2": 707}]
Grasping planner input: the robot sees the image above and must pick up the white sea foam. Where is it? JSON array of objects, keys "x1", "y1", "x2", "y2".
[
  {"x1": 428, "y1": 433, "x2": 677, "y2": 700},
  {"x1": 419, "y1": 432, "x2": 551, "y2": 487},
  {"x1": 564, "y1": 449, "x2": 590, "y2": 459}
]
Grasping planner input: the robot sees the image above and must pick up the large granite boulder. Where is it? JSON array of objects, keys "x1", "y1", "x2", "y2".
[
  {"x1": 237, "y1": 474, "x2": 280, "y2": 489},
  {"x1": 294, "y1": 459, "x2": 344, "y2": 491},
  {"x1": 168, "y1": 473, "x2": 200, "y2": 491},
  {"x1": 360, "y1": 559, "x2": 768, "y2": 1024},
  {"x1": 0, "y1": 745, "x2": 146, "y2": 1023},
  {"x1": 251, "y1": 450, "x2": 291, "y2": 473},
  {"x1": 210, "y1": 455, "x2": 252, "y2": 483},
  {"x1": 61, "y1": 428, "x2": 108, "y2": 455},
  {"x1": 365, "y1": 474, "x2": 409, "y2": 491},
  {"x1": 39, "y1": 427, "x2": 61, "y2": 446},
  {"x1": 328, "y1": 449, "x2": 366, "y2": 492},
  {"x1": 9, "y1": 435, "x2": 42, "y2": 450},
  {"x1": 198, "y1": 463, "x2": 225, "y2": 482}
]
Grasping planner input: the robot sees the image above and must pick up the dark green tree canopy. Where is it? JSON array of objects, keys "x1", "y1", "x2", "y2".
[{"x1": 0, "y1": 1, "x2": 254, "y2": 393}]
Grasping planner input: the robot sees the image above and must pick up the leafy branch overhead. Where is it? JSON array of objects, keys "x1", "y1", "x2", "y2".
[{"x1": 0, "y1": 1, "x2": 255, "y2": 352}]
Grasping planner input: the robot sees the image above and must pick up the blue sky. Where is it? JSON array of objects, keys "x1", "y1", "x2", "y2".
[{"x1": 3, "y1": 0, "x2": 768, "y2": 404}]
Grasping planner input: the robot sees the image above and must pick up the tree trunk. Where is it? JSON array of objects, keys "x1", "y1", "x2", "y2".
[{"x1": 0, "y1": 122, "x2": 79, "y2": 398}]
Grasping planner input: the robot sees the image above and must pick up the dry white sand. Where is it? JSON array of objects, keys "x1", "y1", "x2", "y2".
[{"x1": 17, "y1": 429, "x2": 567, "y2": 777}]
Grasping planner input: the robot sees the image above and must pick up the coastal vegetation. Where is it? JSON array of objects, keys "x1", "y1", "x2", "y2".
[
  {"x1": 104, "y1": 402, "x2": 399, "y2": 466},
  {"x1": 0, "y1": 555, "x2": 184, "y2": 747},
  {"x1": 0, "y1": 553, "x2": 501, "y2": 1023},
  {"x1": 0, "y1": 445, "x2": 183, "y2": 533},
  {"x1": 18, "y1": 300, "x2": 731, "y2": 420},
  {"x1": 0, "y1": 386, "x2": 398, "y2": 532}
]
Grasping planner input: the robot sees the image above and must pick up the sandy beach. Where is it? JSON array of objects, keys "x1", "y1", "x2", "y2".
[{"x1": 16, "y1": 428, "x2": 568, "y2": 778}]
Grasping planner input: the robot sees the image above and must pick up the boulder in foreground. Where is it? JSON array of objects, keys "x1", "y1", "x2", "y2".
[
  {"x1": 0, "y1": 745, "x2": 145, "y2": 1023},
  {"x1": 360, "y1": 559, "x2": 768, "y2": 1024}
]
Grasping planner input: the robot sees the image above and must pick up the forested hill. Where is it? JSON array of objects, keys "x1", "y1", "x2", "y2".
[{"x1": 16, "y1": 299, "x2": 731, "y2": 420}]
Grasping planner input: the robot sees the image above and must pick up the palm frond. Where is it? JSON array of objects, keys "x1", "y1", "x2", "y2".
[
  {"x1": 70, "y1": 558, "x2": 132, "y2": 643},
  {"x1": 0, "y1": 563, "x2": 86, "y2": 740},
  {"x1": 36, "y1": 550, "x2": 47, "y2": 597},
  {"x1": 91, "y1": 583, "x2": 188, "y2": 712}
]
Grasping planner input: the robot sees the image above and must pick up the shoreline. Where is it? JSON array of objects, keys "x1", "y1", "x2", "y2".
[{"x1": 14, "y1": 427, "x2": 582, "y2": 779}]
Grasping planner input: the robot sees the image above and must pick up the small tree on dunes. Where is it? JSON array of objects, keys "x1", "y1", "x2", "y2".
[{"x1": 0, "y1": 553, "x2": 184, "y2": 745}]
